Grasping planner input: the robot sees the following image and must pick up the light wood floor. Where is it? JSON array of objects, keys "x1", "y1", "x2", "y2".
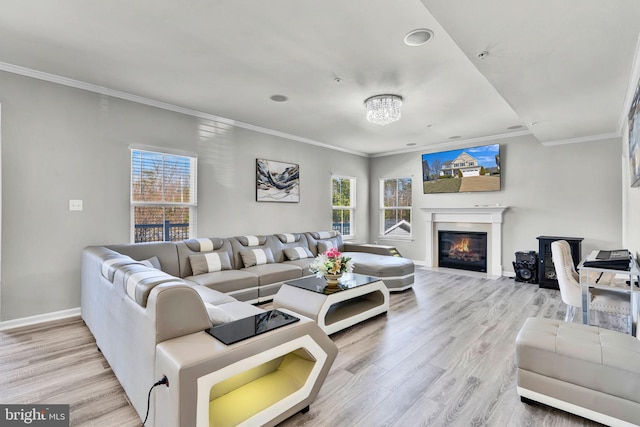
[{"x1": 0, "y1": 268, "x2": 616, "y2": 426}]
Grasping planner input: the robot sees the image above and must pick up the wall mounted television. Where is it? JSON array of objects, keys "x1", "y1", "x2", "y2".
[{"x1": 421, "y1": 143, "x2": 501, "y2": 194}]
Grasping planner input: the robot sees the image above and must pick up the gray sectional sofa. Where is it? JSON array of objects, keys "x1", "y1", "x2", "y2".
[
  {"x1": 108, "y1": 231, "x2": 414, "y2": 303},
  {"x1": 81, "y1": 231, "x2": 413, "y2": 426},
  {"x1": 82, "y1": 244, "x2": 338, "y2": 427}
]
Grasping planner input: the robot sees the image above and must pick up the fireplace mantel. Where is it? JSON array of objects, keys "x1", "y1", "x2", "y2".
[{"x1": 421, "y1": 206, "x2": 509, "y2": 278}]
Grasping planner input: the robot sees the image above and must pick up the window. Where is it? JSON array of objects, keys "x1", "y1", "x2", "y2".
[
  {"x1": 332, "y1": 176, "x2": 356, "y2": 238},
  {"x1": 131, "y1": 148, "x2": 197, "y2": 243},
  {"x1": 380, "y1": 177, "x2": 412, "y2": 238}
]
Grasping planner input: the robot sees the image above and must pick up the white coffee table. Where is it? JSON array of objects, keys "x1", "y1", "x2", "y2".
[{"x1": 272, "y1": 273, "x2": 389, "y2": 335}]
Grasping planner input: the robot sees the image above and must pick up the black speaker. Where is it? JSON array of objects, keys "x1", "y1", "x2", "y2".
[{"x1": 513, "y1": 251, "x2": 538, "y2": 284}]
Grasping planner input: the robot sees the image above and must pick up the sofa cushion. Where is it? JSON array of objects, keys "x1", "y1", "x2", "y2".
[
  {"x1": 240, "y1": 247, "x2": 275, "y2": 267},
  {"x1": 276, "y1": 233, "x2": 301, "y2": 243},
  {"x1": 189, "y1": 252, "x2": 232, "y2": 275},
  {"x1": 346, "y1": 252, "x2": 414, "y2": 277},
  {"x1": 310, "y1": 231, "x2": 339, "y2": 239},
  {"x1": 236, "y1": 235, "x2": 268, "y2": 247},
  {"x1": 242, "y1": 263, "x2": 302, "y2": 285},
  {"x1": 282, "y1": 259, "x2": 315, "y2": 276},
  {"x1": 185, "y1": 270, "x2": 259, "y2": 294},
  {"x1": 283, "y1": 246, "x2": 313, "y2": 260},
  {"x1": 203, "y1": 302, "x2": 236, "y2": 325},
  {"x1": 183, "y1": 238, "x2": 225, "y2": 252}
]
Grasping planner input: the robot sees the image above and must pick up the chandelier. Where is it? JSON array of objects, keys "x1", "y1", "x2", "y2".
[{"x1": 364, "y1": 94, "x2": 403, "y2": 126}]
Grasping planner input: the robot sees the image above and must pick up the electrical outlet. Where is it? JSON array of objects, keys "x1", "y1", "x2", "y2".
[{"x1": 69, "y1": 200, "x2": 83, "y2": 211}]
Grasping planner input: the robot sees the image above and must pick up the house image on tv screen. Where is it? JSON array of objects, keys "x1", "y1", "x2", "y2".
[
  {"x1": 441, "y1": 152, "x2": 482, "y2": 177},
  {"x1": 421, "y1": 144, "x2": 501, "y2": 194}
]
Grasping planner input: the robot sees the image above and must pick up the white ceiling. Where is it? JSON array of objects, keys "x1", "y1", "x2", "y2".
[{"x1": 0, "y1": 0, "x2": 639, "y2": 156}]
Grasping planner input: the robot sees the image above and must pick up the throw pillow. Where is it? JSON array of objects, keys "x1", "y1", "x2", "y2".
[
  {"x1": 140, "y1": 256, "x2": 161, "y2": 270},
  {"x1": 317, "y1": 241, "x2": 335, "y2": 253},
  {"x1": 204, "y1": 302, "x2": 236, "y2": 326},
  {"x1": 240, "y1": 247, "x2": 275, "y2": 268},
  {"x1": 189, "y1": 252, "x2": 232, "y2": 275},
  {"x1": 283, "y1": 247, "x2": 313, "y2": 260}
]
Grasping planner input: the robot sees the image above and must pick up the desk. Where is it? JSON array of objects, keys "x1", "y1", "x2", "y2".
[{"x1": 578, "y1": 251, "x2": 640, "y2": 336}]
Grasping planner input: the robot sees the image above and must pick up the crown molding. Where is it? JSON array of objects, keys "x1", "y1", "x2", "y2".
[
  {"x1": 0, "y1": 61, "x2": 368, "y2": 158},
  {"x1": 539, "y1": 132, "x2": 621, "y2": 147},
  {"x1": 370, "y1": 129, "x2": 532, "y2": 158},
  {"x1": 0, "y1": 60, "x2": 621, "y2": 158}
]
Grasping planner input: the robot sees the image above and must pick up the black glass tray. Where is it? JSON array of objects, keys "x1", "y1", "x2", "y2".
[{"x1": 206, "y1": 310, "x2": 299, "y2": 345}]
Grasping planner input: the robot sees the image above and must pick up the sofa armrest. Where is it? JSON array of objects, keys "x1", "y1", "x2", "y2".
[
  {"x1": 148, "y1": 283, "x2": 212, "y2": 344},
  {"x1": 188, "y1": 283, "x2": 237, "y2": 306},
  {"x1": 154, "y1": 314, "x2": 337, "y2": 427},
  {"x1": 343, "y1": 243, "x2": 403, "y2": 257}
]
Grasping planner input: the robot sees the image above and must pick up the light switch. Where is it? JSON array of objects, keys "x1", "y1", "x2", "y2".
[{"x1": 69, "y1": 200, "x2": 83, "y2": 211}]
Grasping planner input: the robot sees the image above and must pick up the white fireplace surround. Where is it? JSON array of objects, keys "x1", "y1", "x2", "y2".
[{"x1": 421, "y1": 206, "x2": 509, "y2": 278}]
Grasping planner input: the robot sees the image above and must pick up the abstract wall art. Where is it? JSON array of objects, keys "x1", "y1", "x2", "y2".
[{"x1": 256, "y1": 158, "x2": 300, "y2": 202}]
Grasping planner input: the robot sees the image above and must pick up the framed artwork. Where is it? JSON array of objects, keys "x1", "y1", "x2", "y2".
[
  {"x1": 256, "y1": 158, "x2": 300, "y2": 202},
  {"x1": 628, "y1": 77, "x2": 640, "y2": 187}
]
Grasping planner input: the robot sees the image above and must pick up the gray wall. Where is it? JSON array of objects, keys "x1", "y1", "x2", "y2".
[
  {"x1": 0, "y1": 69, "x2": 626, "y2": 322},
  {"x1": 369, "y1": 135, "x2": 623, "y2": 270},
  {"x1": 0, "y1": 71, "x2": 369, "y2": 321}
]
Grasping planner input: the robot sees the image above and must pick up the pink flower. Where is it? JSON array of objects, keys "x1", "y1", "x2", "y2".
[{"x1": 324, "y1": 248, "x2": 341, "y2": 258}]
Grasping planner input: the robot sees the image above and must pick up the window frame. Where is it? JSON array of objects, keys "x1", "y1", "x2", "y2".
[
  {"x1": 379, "y1": 176, "x2": 412, "y2": 240},
  {"x1": 331, "y1": 175, "x2": 356, "y2": 239},
  {"x1": 130, "y1": 147, "x2": 198, "y2": 243}
]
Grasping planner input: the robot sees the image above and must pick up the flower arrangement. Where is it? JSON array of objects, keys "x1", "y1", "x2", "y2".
[{"x1": 309, "y1": 247, "x2": 354, "y2": 278}]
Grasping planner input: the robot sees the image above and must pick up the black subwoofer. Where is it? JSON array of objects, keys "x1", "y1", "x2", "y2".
[{"x1": 513, "y1": 251, "x2": 538, "y2": 284}]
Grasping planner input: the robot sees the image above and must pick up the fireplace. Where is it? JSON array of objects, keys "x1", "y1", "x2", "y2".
[
  {"x1": 438, "y1": 230, "x2": 488, "y2": 273},
  {"x1": 422, "y1": 206, "x2": 508, "y2": 278}
]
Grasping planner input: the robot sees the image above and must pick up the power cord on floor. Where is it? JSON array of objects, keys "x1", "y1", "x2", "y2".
[{"x1": 142, "y1": 375, "x2": 169, "y2": 426}]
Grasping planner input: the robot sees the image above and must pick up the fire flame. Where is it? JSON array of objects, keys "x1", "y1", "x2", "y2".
[{"x1": 451, "y1": 238, "x2": 470, "y2": 253}]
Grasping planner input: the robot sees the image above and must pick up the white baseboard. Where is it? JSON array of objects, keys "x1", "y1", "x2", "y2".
[{"x1": 0, "y1": 307, "x2": 81, "y2": 331}]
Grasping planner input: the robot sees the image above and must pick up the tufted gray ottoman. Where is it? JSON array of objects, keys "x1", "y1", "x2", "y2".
[{"x1": 516, "y1": 317, "x2": 640, "y2": 426}]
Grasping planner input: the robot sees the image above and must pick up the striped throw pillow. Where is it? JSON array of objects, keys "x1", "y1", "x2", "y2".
[
  {"x1": 189, "y1": 252, "x2": 232, "y2": 275},
  {"x1": 284, "y1": 247, "x2": 313, "y2": 260},
  {"x1": 240, "y1": 247, "x2": 275, "y2": 268}
]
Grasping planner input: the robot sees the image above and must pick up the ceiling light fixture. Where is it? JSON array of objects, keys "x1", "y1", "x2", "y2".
[
  {"x1": 404, "y1": 29, "x2": 434, "y2": 46},
  {"x1": 364, "y1": 94, "x2": 403, "y2": 126}
]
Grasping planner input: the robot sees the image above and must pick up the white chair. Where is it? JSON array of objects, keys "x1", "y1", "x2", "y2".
[{"x1": 551, "y1": 240, "x2": 630, "y2": 325}]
